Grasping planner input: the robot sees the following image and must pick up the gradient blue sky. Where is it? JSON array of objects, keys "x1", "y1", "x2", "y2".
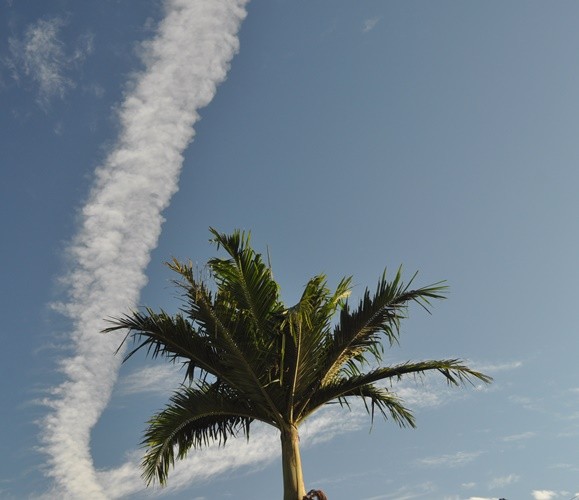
[{"x1": 1, "y1": 1, "x2": 579, "y2": 499}]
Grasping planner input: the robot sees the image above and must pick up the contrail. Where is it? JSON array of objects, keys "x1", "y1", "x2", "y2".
[{"x1": 42, "y1": 1, "x2": 248, "y2": 497}]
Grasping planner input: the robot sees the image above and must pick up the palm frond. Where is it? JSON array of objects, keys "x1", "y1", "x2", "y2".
[
  {"x1": 298, "y1": 359, "x2": 491, "y2": 422},
  {"x1": 345, "y1": 383, "x2": 415, "y2": 428},
  {"x1": 370, "y1": 359, "x2": 493, "y2": 386},
  {"x1": 103, "y1": 310, "x2": 220, "y2": 383},
  {"x1": 280, "y1": 276, "x2": 352, "y2": 418},
  {"x1": 321, "y1": 269, "x2": 447, "y2": 385},
  {"x1": 141, "y1": 382, "x2": 258, "y2": 486},
  {"x1": 208, "y1": 228, "x2": 283, "y2": 346},
  {"x1": 165, "y1": 258, "x2": 285, "y2": 423}
]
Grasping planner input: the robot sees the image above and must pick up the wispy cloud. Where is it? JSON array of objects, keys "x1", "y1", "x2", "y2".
[
  {"x1": 509, "y1": 394, "x2": 542, "y2": 412},
  {"x1": 473, "y1": 360, "x2": 523, "y2": 374},
  {"x1": 488, "y1": 473, "x2": 519, "y2": 489},
  {"x1": 549, "y1": 463, "x2": 579, "y2": 472},
  {"x1": 6, "y1": 16, "x2": 93, "y2": 106},
  {"x1": 41, "y1": 0, "x2": 248, "y2": 497},
  {"x1": 118, "y1": 364, "x2": 184, "y2": 396},
  {"x1": 417, "y1": 450, "x2": 482, "y2": 468},
  {"x1": 395, "y1": 384, "x2": 445, "y2": 408},
  {"x1": 502, "y1": 431, "x2": 535, "y2": 442},
  {"x1": 362, "y1": 17, "x2": 380, "y2": 33}
]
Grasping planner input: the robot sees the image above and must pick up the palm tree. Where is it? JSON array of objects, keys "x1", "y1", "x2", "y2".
[{"x1": 105, "y1": 228, "x2": 491, "y2": 499}]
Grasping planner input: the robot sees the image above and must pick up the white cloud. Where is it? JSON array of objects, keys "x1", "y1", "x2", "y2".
[
  {"x1": 118, "y1": 364, "x2": 184, "y2": 395},
  {"x1": 7, "y1": 16, "x2": 93, "y2": 105},
  {"x1": 549, "y1": 463, "x2": 579, "y2": 472},
  {"x1": 41, "y1": 0, "x2": 249, "y2": 498},
  {"x1": 473, "y1": 360, "x2": 523, "y2": 374},
  {"x1": 532, "y1": 491, "x2": 558, "y2": 500},
  {"x1": 509, "y1": 394, "x2": 542, "y2": 412},
  {"x1": 417, "y1": 450, "x2": 482, "y2": 468},
  {"x1": 502, "y1": 431, "x2": 536, "y2": 442},
  {"x1": 394, "y1": 385, "x2": 443, "y2": 408},
  {"x1": 536, "y1": 493, "x2": 579, "y2": 500},
  {"x1": 362, "y1": 17, "x2": 380, "y2": 33},
  {"x1": 82, "y1": 82, "x2": 105, "y2": 98},
  {"x1": 488, "y1": 473, "x2": 519, "y2": 489}
]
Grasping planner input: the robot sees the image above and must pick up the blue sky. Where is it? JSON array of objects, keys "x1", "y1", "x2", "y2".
[{"x1": 1, "y1": 1, "x2": 579, "y2": 499}]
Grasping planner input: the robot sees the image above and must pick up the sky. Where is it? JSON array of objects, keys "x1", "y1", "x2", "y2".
[{"x1": 1, "y1": 1, "x2": 579, "y2": 499}]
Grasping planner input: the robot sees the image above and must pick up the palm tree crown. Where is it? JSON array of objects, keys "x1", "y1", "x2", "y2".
[{"x1": 105, "y1": 228, "x2": 491, "y2": 499}]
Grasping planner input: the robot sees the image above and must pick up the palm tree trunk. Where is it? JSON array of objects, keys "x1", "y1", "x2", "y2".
[{"x1": 280, "y1": 424, "x2": 306, "y2": 500}]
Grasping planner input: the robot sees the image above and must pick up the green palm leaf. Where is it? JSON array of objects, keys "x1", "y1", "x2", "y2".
[
  {"x1": 322, "y1": 269, "x2": 447, "y2": 385},
  {"x1": 165, "y1": 258, "x2": 285, "y2": 423},
  {"x1": 208, "y1": 228, "x2": 283, "y2": 346},
  {"x1": 103, "y1": 309, "x2": 222, "y2": 383},
  {"x1": 141, "y1": 382, "x2": 257, "y2": 486}
]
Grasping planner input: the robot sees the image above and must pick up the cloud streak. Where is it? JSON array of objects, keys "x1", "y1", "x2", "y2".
[
  {"x1": 362, "y1": 18, "x2": 380, "y2": 33},
  {"x1": 417, "y1": 451, "x2": 482, "y2": 468},
  {"x1": 488, "y1": 473, "x2": 519, "y2": 489},
  {"x1": 41, "y1": 1, "x2": 248, "y2": 497},
  {"x1": 502, "y1": 431, "x2": 535, "y2": 442},
  {"x1": 118, "y1": 364, "x2": 185, "y2": 396}
]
